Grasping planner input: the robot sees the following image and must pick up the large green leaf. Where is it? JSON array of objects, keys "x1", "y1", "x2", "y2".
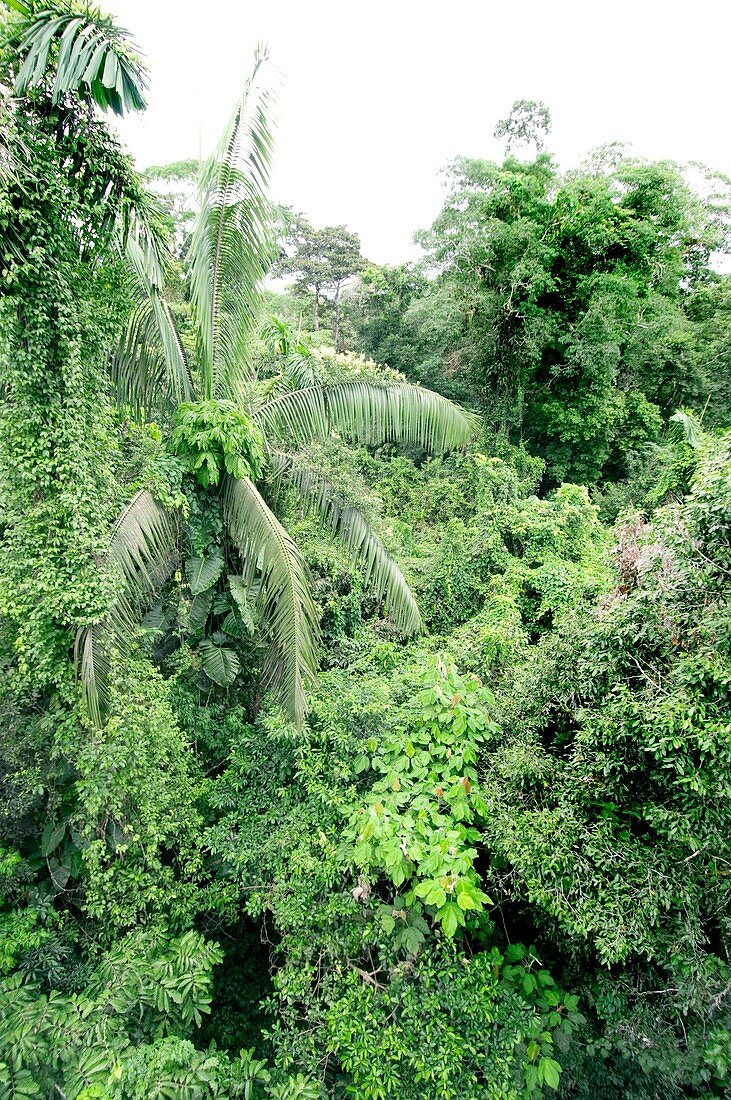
[
  {"x1": 185, "y1": 552, "x2": 225, "y2": 596},
  {"x1": 223, "y1": 477, "x2": 319, "y2": 726},
  {"x1": 199, "y1": 639, "x2": 240, "y2": 687},
  {"x1": 256, "y1": 381, "x2": 479, "y2": 453},
  {"x1": 189, "y1": 48, "x2": 276, "y2": 403},
  {"x1": 12, "y1": 6, "x2": 148, "y2": 115},
  {"x1": 187, "y1": 590, "x2": 214, "y2": 633}
]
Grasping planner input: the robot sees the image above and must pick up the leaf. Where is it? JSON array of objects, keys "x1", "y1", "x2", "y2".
[
  {"x1": 223, "y1": 477, "x2": 319, "y2": 726},
  {"x1": 185, "y1": 552, "x2": 225, "y2": 595},
  {"x1": 401, "y1": 926, "x2": 424, "y2": 954},
  {"x1": 189, "y1": 48, "x2": 276, "y2": 402},
  {"x1": 456, "y1": 889, "x2": 477, "y2": 911},
  {"x1": 269, "y1": 452, "x2": 422, "y2": 635},
  {"x1": 187, "y1": 590, "x2": 214, "y2": 633},
  {"x1": 426, "y1": 884, "x2": 447, "y2": 908},
  {"x1": 76, "y1": 491, "x2": 179, "y2": 726},
  {"x1": 540, "y1": 1058, "x2": 561, "y2": 1090},
  {"x1": 112, "y1": 229, "x2": 193, "y2": 415},
  {"x1": 228, "y1": 574, "x2": 260, "y2": 635},
  {"x1": 439, "y1": 901, "x2": 461, "y2": 938},
  {"x1": 141, "y1": 600, "x2": 167, "y2": 634},
  {"x1": 670, "y1": 407, "x2": 706, "y2": 450},
  {"x1": 14, "y1": 7, "x2": 147, "y2": 114},
  {"x1": 199, "y1": 639, "x2": 240, "y2": 687},
  {"x1": 257, "y1": 381, "x2": 478, "y2": 454},
  {"x1": 41, "y1": 820, "x2": 66, "y2": 857}
]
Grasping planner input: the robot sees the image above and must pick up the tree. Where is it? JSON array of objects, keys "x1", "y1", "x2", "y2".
[
  {"x1": 275, "y1": 216, "x2": 365, "y2": 343},
  {"x1": 415, "y1": 146, "x2": 731, "y2": 484},
  {"x1": 143, "y1": 159, "x2": 200, "y2": 258},
  {"x1": 494, "y1": 99, "x2": 551, "y2": 156},
  {"x1": 80, "y1": 56, "x2": 475, "y2": 727}
]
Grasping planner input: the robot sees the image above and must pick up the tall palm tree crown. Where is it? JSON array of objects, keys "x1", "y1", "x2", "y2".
[{"x1": 8, "y1": 5, "x2": 477, "y2": 725}]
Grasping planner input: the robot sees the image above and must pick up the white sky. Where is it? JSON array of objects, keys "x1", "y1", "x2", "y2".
[{"x1": 108, "y1": 0, "x2": 731, "y2": 265}]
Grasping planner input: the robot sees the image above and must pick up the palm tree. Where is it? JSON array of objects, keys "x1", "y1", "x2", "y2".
[
  {"x1": 10, "y1": 7, "x2": 476, "y2": 724},
  {"x1": 6, "y1": 0, "x2": 148, "y2": 115}
]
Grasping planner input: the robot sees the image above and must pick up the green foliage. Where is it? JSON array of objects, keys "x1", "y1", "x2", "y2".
[
  {"x1": 172, "y1": 399, "x2": 265, "y2": 487},
  {"x1": 72, "y1": 660, "x2": 203, "y2": 932},
  {"x1": 0, "y1": 929, "x2": 221, "y2": 1096},
  {"x1": 0, "y1": 93, "x2": 132, "y2": 698},
  {"x1": 8, "y1": 0, "x2": 148, "y2": 115},
  {"x1": 494, "y1": 99, "x2": 552, "y2": 155},
  {"x1": 350, "y1": 662, "x2": 495, "y2": 936},
  {"x1": 326, "y1": 942, "x2": 581, "y2": 1100},
  {"x1": 3, "y1": 7, "x2": 731, "y2": 1097},
  {"x1": 0, "y1": 848, "x2": 47, "y2": 974},
  {"x1": 350, "y1": 143, "x2": 731, "y2": 488}
]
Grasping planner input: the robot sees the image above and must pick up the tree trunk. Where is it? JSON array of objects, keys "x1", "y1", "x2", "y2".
[
  {"x1": 313, "y1": 286, "x2": 320, "y2": 331},
  {"x1": 333, "y1": 282, "x2": 341, "y2": 349}
]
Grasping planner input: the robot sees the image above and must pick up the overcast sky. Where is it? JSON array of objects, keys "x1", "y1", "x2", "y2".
[{"x1": 108, "y1": 0, "x2": 731, "y2": 265}]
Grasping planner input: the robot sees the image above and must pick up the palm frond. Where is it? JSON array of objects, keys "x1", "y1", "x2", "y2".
[
  {"x1": 111, "y1": 229, "x2": 193, "y2": 414},
  {"x1": 256, "y1": 381, "x2": 479, "y2": 452},
  {"x1": 75, "y1": 490, "x2": 179, "y2": 726},
  {"x1": 119, "y1": 185, "x2": 171, "y2": 289},
  {"x1": 189, "y1": 47, "x2": 276, "y2": 403},
  {"x1": 12, "y1": 5, "x2": 148, "y2": 115},
  {"x1": 271, "y1": 453, "x2": 422, "y2": 635},
  {"x1": 223, "y1": 475, "x2": 319, "y2": 726}
]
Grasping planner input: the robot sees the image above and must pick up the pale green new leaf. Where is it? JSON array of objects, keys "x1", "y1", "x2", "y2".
[
  {"x1": 257, "y1": 381, "x2": 478, "y2": 453},
  {"x1": 223, "y1": 476, "x2": 319, "y2": 726},
  {"x1": 189, "y1": 47, "x2": 276, "y2": 402},
  {"x1": 229, "y1": 574, "x2": 259, "y2": 635},
  {"x1": 271, "y1": 453, "x2": 422, "y2": 635},
  {"x1": 670, "y1": 408, "x2": 707, "y2": 450},
  {"x1": 76, "y1": 490, "x2": 179, "y2": 726}
]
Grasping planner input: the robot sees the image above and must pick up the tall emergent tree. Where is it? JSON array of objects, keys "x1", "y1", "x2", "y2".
[
  {"x1": 275, "y1": 215, "x2": 365, "y2": 344},
  {"x1": 80, "y1": 55, "x2": 475, "y2": 726},
  {"x1": 494, "y1": 98, "x2": 552, "y2": 155}
]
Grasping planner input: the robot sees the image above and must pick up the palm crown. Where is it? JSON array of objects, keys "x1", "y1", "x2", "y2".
[{"x1": 9, "y1": 11, "x2": 476, "y2": 725}]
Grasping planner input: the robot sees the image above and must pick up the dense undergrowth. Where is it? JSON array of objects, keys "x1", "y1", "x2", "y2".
[{"x1": 1, "y1": 4, "x2": 731, "y2": 1098}]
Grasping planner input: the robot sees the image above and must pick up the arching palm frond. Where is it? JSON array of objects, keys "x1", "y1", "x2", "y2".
[
  {"x1": 12, "y1": 4, "x2": 148, "y2": 115},
  {"x1": 223, "y1": 476, "x2": 319, "y2": 726},
  {"x1": 256, "y1": 381, "x2": 479, "y2": 452},
  {"x1": 271, "y1": 453, "x2": 423, "y2": 635},
  {"x1": 111, "y1": 231, "x2": 193, "y2": 414},
  {"x1": 76, "y1": 491, "x2": 179, "y2": 726},
  {"x1": 118, "y1": 186, "x2": 171, "y2": 290},
  {"x1": 189, "y1": 47, "x2": 276, "y2": 403},
  {"x1": 110, "y1": 294, "x2": 191, "y2": 415}
]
